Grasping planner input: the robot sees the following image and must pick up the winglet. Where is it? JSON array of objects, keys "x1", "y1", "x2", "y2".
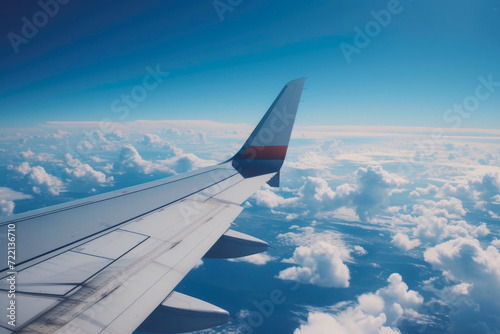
[{"x1": 231, "y1": 78, "x2": 305, "y2": 180}]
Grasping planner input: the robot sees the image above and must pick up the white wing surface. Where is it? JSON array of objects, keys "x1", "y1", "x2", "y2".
[{"x1": 0, "y1": 78, "x2": 305, "y2": 334}]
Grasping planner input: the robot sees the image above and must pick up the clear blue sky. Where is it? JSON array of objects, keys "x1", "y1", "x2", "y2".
[{"x1": 1, "y1": 0, "x2": 499, "y2": 128}]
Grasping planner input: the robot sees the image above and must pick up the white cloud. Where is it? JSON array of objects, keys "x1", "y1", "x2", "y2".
[
  {"x1": 424, "y1": 238, "x2": 500, "y2": 286},
  {"x1": 294, "y1": 273, "x2": 423, "y2": 334},
  {"x1": 106, "y1": 129, "x2": 125, "y2": 140},
  {"x1": 295, "y1": 310, "x2": 396, "y2": 334},
  {"x1": 438, "y1": 174, "x2": 500, "y2": 211},
  {"x1": 115, "y1": 144, "x2": 174, "y2": 175},
  {"x1": 0, "y1": 200, "x2": 15, "y2": 217},
  {"x1": 353, "y1": 245, "x2": 367, "y2": 255},
  {"x1": 255, "y1": 187, "x2": 299, "y2": 208},
  {"x1": 65, "y1": 154, "x2": 113, "y2": 184},
  {"x1": 227, "y1": 253, "x2": 277, "y2": 265},
  {"x1": 10, "y1": 162, "x2": 64, "y2": 195},
  {"x1": 286, "y1": 151, "x2": 336, "y2": 170},
  {"x1": 89, "y1": 156, "x2": 106, "y2": 163},
  {"x1": 306, "y1": 165, "x2": 408, "y2": 221},
  {"x1": 0, "y1": 187, "x2": 31, "y2": 216},
  {"x1": 0, "y1": 187, "x2": 32, "y2": 201},
  {"x1": 277, "y1": 227, "x2": 354, "y2": 288},
  {"x1": 116, "y1": 138, "x2": 215, "y2": 175},
  {"x1": 412, "y1": 198, "x2": 466, "y2": 219},
  {"x1": 193, "y1": 259, "x2": 203, "y2": 269},
  {"x1": 332, "y1": 207, "x2": 360, "y2": 222},
  {"x1": 277, "y1": 240, "x2": 351, "y2": 288},
  {"x1": 376, "y1": 274, "x2": 424, "y2": 325},
  {"x1": 410, "y1": 184, "x2": 439, "y2": 197},
  {"x1": 492, "y1": 195, "x2": 500, "y2": 204},
  {"x1": 47, "y1": 130, "x2": 70, "y2": 139},
  {"x1": 390, "y1": 197, "x2": 487, "y2": 247},
  {"x1": 391, "y1": 233, "x2": 421, "y2": 251},
  {"x1": 158, "y1": 153, "x2": 216, "y2": 174},
  {"x1": 20, "y1": 148, "x2": 34, "y2": 159},
  {"x1": 255, "y1": 165, "x2": 408, "y2": 222},
  {"x1": 424, "y1": 237, "x2": 500, "y2": 332},
  {"x1": 492, "y1": 238, "x2": 500, "y2": 248},
  {"x1": 278, "y1": 226, "x2": 343, "y2": 247},
  {"x1": 488, "y1": 210, "x2": 500, "y2": 219},
  {"x1": 19, "y1": 148, "x2": 55, "y2": 162},
  {"x1": 139, "y1": 134, "x2": 183, "y2": 157}
]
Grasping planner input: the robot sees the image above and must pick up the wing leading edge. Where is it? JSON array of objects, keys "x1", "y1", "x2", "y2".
[{"x1": 0, "y1": 78, "x2": 305, "y2": 334}]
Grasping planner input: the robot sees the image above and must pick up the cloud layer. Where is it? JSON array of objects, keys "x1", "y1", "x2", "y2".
[{"x1": 295, "y1": 273, "x2": 424, "y2": 334}]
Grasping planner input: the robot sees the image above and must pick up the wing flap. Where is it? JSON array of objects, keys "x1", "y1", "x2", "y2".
[
  {"x1": 72, "y1": 230, "x2": 147, "y2": 260},
  {"x1": 53, "y1": 202, "x2": 241, "y2": 334},
  {"x1": 0, "y1": 251, "x2": 111, "y2": 296},
  {"x1": 19, "y1": 201, "x2": 241, "y2": 333}
]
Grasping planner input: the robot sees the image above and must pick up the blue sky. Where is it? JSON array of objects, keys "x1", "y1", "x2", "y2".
[
  {"x1": 1, "y1": 4, "x2": 500, "y2": 332},
  {"x1": 1, "y1": 0, "x2": 499, "y2": 128}
]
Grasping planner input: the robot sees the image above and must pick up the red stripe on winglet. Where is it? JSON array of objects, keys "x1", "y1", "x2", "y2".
[{"x1": 241, "y1": 146, "x2": 288, "y2": 160}]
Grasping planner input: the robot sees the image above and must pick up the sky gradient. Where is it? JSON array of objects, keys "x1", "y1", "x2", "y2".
[
  {"x1": 1, "y1": 0, "x2": 499, "y2": 129},
  {"x1": 1, "y1": 3, "x2": 500, "y2": 332}
]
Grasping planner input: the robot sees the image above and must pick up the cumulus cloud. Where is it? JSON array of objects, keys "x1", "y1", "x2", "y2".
[
  {"x1": 391, "y1": 233, "x2": 421, "y2": 251},
  {"x1": 492, "y1": 238, "x2": 500, "y2": 248},
  {"x1": 276, "y1": 227, "x2": 359, "y2": 288},
  {"x1": 278, "y1": 226, "x2": 343, "y2": 248},
  {"x1": 9, "y1": 162, "x2": 64, "y2": 195},
  {"x1": 255, "y1": 165, "x2": 408, "y2": 222},
  {"x1": 227, "y1": 253, "x2": 277, "y2": 265},
  {"x1": 294, "y1": 273, "x2": 423, "y2": 334},
  {"x1": 353, "y1": 245, "x2": 368, "y2": 255},
  {"x1": 255, "y1": 186, "x2": 299, "y2": 208},
  {"x1": 115, "y1": 144, "x2": 174, "y2": 175},
  {"x1": 424, "y1": 237, "x2": 500, "y2": 332},
  {"x1": 116, "y1": 141, "x2": 216, "y2": 176},
  {"x1": 306, "y1": 165, "x2": 408, "y2": 221},
  {"x1": 106, "y1": 129, "x2": 125, "y2": 140},
  {"x1": 0, "y1": 200, "x2": 14, "y2": 217},
  {"x1": 390, "y1": 197, "x2": 488, "y2": 248},
  {"x1": 277, "y1": 241, "x2": 351, "y2": 288},
  {"x1": 409, "y1": 183, "x2": 439, "y2": 198},
  {"x1": 412, "y1": 198, "x2": 466, "y2": 219},
  {"x1": 286, "y1": 151, "x2": 336, "y2": 170},
  {"x1": 437, "y1": 174, "x2": 500, "y2": 215},
  {"x1": 158, "y1": 153, "x2": 216, "y2": 174},
  {"x1": 47, "y1": 130, "x2": 70, "y2": 139},
  {"x1": 0, "y1": 187, "x2": 31, "y2": 216},
  {"x1": 19, "y1": 148, "x2": 55, "y2": 162},
  {"x1": 193, "y1": 259, "x2": 204, "y2": 269},
  {"x1": 140, "y1": 134, "x2": 183, "y2": 157},
  {"x1": 19, "y1": 148, "x2": 35, "y2": 159},
  {"x1": 65, "y1": 154, "x2": 113, "y2": 184},
  {"x1": 424, "y1": 238, "x2": 500, "y2": 287}
]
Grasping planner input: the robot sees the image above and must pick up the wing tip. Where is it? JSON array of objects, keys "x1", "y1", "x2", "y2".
[{"x1": 287, "y1": 77, "x2": 307, "y2": 86}]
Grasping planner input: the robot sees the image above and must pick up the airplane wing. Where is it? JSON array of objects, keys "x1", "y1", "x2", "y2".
[{"x1": 0, "y1": 78, "x2": 306, "y2": 334}]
